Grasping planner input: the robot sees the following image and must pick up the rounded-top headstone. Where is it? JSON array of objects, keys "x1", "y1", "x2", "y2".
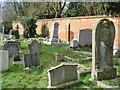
[{"x1": 92, "y1": 18, "x2": 116, "y2": 80}]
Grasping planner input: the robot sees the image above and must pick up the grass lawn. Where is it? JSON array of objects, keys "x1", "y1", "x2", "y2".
[{"x1": 0, "y1": 39, "x2": 119, "y2": 88}]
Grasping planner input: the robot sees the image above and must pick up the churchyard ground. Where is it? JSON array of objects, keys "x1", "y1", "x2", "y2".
[{"x1": 0, "y1": 39, "x2": 120, "y2": 88}]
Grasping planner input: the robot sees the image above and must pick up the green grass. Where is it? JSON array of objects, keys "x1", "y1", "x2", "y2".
[
  {"x1": 64, "y1": 74, "x2": 101, "y2": 88},
  {"x1": 75, "y1": 45, "x2": 92, "y2": 52},
  {"x1": 1, "y1": 39, "x2": 120, "y2": 88},
  {"x1": 1, "y1": 40, "x2": 95, "y2": 88}
]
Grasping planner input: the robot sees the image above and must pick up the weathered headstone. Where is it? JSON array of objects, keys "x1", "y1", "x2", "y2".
[
  {"x1": 78, "y1": 29, "x2": 92, "y2": 46},
  {"x1": 55, "y1": 53, "x2": 64, "y2": 62},
  {"x1": 92, "y1": 19, "x2": 117, "y2": 80},
  {"x1": 23, "y1": 53, "x2": 40, "y2": 69},
  {"x1": 0, "y1": 50, "x2": 8, "y2": 72},
  {"x1": 70, "y1": 39, "x2": 78, "y2": 48},
  {"x1": 47, "y1": 63, "x2": 80, "y2": 88},
  {"x1": 49, "y1": 22, "x2": 59, "y2": 42},
  {"x1": 3, "y1": 42, "x2": 19, "y2": 57},
  {"x1": 5, "y1": 40, "x2": 21, "y2": 49},
  {"x1": 28, "y1": 40, "x2": 41, "y2": 54}
]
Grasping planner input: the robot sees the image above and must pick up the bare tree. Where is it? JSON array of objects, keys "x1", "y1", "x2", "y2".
[{"x1": 52, "y1": 1, "x2": 66, "y2": 18}]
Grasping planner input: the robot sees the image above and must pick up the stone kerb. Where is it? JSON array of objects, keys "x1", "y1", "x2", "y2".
[{"x1": 47, "y1": 63, "x2": 80, "y2": 88}]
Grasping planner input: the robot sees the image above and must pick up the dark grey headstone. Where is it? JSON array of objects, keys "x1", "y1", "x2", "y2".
[
  {"x1": 32, "y1": 54, "x2": 40, "y2": 66},
  {"x1": 23, "y1": 53, "x2": 40, "y2": 67},
  {"x1": 78, "y1": 29, "x2": 92, "y2": 46},
  {"x1": 23, "y1": 54, "x2": 32, "y2": 67},
  {"x1": 28, "y1": 40, "x2": 41, "y2": 54},
  {"x1": 3, "y1": 42, "x2": 19, "y2": 57}
]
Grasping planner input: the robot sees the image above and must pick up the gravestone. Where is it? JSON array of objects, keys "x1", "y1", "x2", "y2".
[
  {"x1": 0, "y1": 50, "x2": 8, "y2": 72},
  {"x1": 23, "y1": 53, "x2": 40, "y2": 68},
  {"x1": 3, "y1": 42, "x2": 19, "y2": 57},
  {"x1": 47, "y1": 63, "x2": 80, "y2": 88},
  {"x1": 92, "y1": 19, "x2": 117, "y2": 80},
  {"x1": 5, "y1": 40, "x2": 21, "y2": 49},
  {"x1": 78, "y1": 29, "x2": 92, "y2": 46},
  {"x1": 49, "y1": 22, "x2": 59, "y2": 42},
  {"x1": 70, "y1": 39, "x2": 78, "y2": 48},
  {"x1": 28, "y1": 40, "x2": 41, "y2": 54},
  {"x1": 55, "y1": 53, "x2": 64, "y2": 62}
]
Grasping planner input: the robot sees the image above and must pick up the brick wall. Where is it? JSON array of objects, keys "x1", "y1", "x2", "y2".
[{"x1": 12, "y1": 15, "x2": 120, "y2": 49}]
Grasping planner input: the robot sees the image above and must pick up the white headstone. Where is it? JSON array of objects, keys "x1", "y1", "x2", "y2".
[
  {"x1": 70, "y1": 39, "x2": 78, "y2": 48},
  {"x1": 0, "y1": 50, "x2": 8, "y2": 72}
]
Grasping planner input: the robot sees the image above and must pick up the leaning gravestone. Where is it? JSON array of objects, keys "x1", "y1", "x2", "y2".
[
  {"x1": 92, "y1": 19, "x2": 117, "y2": 80},
  {"x1": 49, "y1": 22, "x2": 59, "y2": 43},
  {"x1": 78, "y1": 29, "x2": 92, "y2": 46},
  {"x1": 28, "y1": 40, "x2": 41, "y2": 54},
  {"x1": 0, "y1": 50, "x2": 8, "y2": 72},
  {"x1": 23, "y1": 53, "x2": 40, "y2": 70},
  {"x1": 3, "y1": 42, "x2": 19, "y2": 57},
  {"x1": 47, "y1": 63, "x2": 80, "y2": 88}
]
